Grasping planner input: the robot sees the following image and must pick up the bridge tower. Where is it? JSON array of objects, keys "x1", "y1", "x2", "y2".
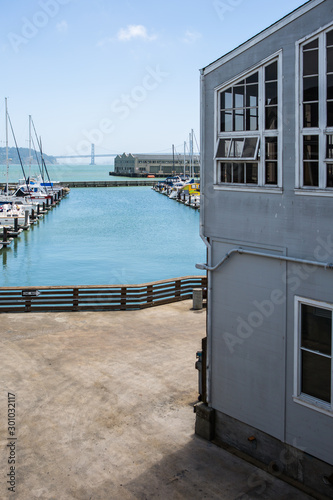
[{"x1": 90, "y1": 144, "x2": 95, "y2": 165}]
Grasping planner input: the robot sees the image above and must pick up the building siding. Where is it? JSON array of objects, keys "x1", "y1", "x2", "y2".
[{"x1": 200, "y1": 0, "x2": 333, "y2": 470}]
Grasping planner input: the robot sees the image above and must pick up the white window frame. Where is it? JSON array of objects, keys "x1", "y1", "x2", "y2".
[
  {"x1": 294, "y1": 296, "x2": 333, "y2": 416},
  {"x1": 215, "y1": 137, "x2": 260, "y2": 161},
  {"x1": 214, "y1": 51, "x2": 282, "y2": 192},
  {"x1": 295, "y1": 22, "x2": 333, "y2": 194}
]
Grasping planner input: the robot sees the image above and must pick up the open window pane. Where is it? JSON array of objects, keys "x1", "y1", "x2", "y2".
[
  {"x1": 301, "y1": 304, "x2": 332, "y2": 355},
  {"x1": 242, "y1": 137, "x2": 258, "y2": 158},
  {"x1": 303, "y1": 162, "x2": 319, "y2": 186},
  {"x1": 301, "y1": 350, "x2": 331, "y2": 403},
  {"x1": 230, "y1": 139, "x2": 244, "y2": 158},
  {"x1": 216, "y1": 138, "x2": 231, "y2": 158}
]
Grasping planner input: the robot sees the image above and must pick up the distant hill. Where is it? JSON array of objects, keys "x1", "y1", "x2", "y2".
[{"x1": 0, "y1": 147, "x2": 57, "y2": 165}]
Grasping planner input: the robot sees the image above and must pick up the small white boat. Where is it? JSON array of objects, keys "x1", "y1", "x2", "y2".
[
  {"x1": 0, "y1": 194, "x2": 39, "y2": 213},
  {"x1": 0, "y1": 204, "x2": 29, "y2": 226}
]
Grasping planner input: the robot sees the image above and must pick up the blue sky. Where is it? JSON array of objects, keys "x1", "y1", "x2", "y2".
[{"x1": 0, "y1": 0, "x2": 307, "y2": 162}]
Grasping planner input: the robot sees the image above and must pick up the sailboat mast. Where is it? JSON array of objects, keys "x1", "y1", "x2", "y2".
[
  {"x1": 189, "y1": 132, "x2": 192, "y2": 178},
  {"x1": 183, "y1": 141, "x2": 186, "y2": 177},
  {"x1": 5, "y1": 98, "x2": 10, "y2": 195},
  {"x1": 191, "y1": 129, "x2": 194, "y2": 178},
  {"x1": 40, "y1": 136, "x2": 45, "y2": 183},
  {"x1": 29, "y1": 115, "x2": 32, "y2": 179}
]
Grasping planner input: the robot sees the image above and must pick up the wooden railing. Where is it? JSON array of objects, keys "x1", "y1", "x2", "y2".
[
  {"x1": 0, "y1": 276, "x2": 207, "y2": 313},
  {"x1": 64, "y1": 180, "x2": 157, "y2": 188}
]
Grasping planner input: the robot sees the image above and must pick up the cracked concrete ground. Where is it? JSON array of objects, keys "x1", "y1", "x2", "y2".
[{"x1": 0, "y1": 301, "x2": 312, "y2": 499}]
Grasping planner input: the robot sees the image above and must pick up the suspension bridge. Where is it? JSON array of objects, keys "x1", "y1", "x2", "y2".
[{"x1": 54, "y1": 144, "x2": 117, "y2": 165}]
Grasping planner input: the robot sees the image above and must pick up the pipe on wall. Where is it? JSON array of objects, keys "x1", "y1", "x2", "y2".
[{"x1": 196, "y1": 247, "x2": 333, "y2": 272}]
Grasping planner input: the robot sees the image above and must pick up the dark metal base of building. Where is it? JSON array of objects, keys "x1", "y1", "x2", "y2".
[
  {"x1": 109, "y1": 172, "x2": 156, "y2": 178},
  {"x1": 109, "y1": 171, "x2": 200, "y2": 178},
  {"x1": 195, "y1": 404, "x2": 333, "y2": 499}
]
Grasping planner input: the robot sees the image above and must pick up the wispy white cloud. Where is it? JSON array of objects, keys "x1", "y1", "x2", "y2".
[
  {"x1": 56, "y1": 20, "x2": 68, "y2": 33},
  {"x1": 182, "y1": 30, "x2": 202, "y2": 44},
  {"x1": 117, "y1": 25, "x2": 156, "y2": 42}
]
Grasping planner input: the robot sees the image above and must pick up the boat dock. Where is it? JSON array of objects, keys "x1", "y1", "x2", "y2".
[{"x1": 0, "y1": 188, "x2": 69, "y2": 250}]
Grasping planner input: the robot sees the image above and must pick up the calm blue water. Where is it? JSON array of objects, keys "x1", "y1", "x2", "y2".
[
  {"x1": 1, "y1": 162, "x2": 113, "y2": 183},
  {"x1": 0, "y1": 163, "x2": 163, "y2": 183},
  {"x1": 0, "y1": 186, "x2": 205, "y2": 287}
]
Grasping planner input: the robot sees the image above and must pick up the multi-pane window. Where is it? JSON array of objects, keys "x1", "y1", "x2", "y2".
[
  {"x1": 265, "y1": 61, "x2": 278, "y2": 130},
  {"x1": 220, "y1": 73, "x2": 259, "y2": 132},
  {"x1": 295, "y1": 297, "x2": 333, "y2": 413},
  {"x1": 216, "y1": 58, "x2": 280, "y2": 188},
  {"x1": 300, "y1": 27, "x2": 333, "y2": 189}
]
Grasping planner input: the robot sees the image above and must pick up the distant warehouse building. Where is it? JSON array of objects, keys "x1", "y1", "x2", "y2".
[{"x1": 113, "y1": 153, "x2": 200, "y2": 177}]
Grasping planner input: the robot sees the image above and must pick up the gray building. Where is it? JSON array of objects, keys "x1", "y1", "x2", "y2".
[
  {"x1": 114, "y1": 153, "x2": 200, "y2": 176},
  {"x1": 196, "y1": 0, "x2": 333, "y2": 496}
]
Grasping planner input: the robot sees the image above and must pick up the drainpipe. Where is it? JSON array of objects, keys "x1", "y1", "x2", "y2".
[
  {"x1": 198, "y1": 68, "x2": 213, "y2": 406},
  {"x1": 195, "y1": 246, "x2": 333, "y2": 407},
  {"x1": 196, "y1": 247, "x2": 333, "y2": 272}
]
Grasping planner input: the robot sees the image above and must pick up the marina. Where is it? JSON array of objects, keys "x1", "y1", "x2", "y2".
[
  {"x1": 152, "y1": 175, "x2": 201, "y2": 210},
  {"x1": 0, "y1": 185, "x2": 205, "y2": 288}
]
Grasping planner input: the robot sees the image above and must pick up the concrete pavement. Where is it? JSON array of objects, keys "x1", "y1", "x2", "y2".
[{"x1": 0, "y1": 301, "x2": 312, "y2": 499}]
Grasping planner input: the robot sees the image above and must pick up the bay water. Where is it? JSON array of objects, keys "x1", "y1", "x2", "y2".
[
  {"x1": 0, "y1": 165, "x2": 205, "y2": 287},
  {"x1": 1, "y1": 163, "x2": 129, "y2": 183}
]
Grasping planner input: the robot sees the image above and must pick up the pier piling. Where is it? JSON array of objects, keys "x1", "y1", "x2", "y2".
[{"x1": 23, "y1": 210, "x2": 29, "y2": 228}]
